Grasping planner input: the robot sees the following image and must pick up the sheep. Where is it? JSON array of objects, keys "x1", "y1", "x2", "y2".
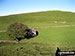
[
  {"x1": 14, "y1": 28, "x2": 38, "y2": 41},
  {"x1": 25, "y1": 29, "x2": 38, "y2": 39}
]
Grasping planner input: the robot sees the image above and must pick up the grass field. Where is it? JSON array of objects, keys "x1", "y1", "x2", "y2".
[
  {"x1": 0, "y1": 10, "x2": 75, "y2": 30},
  {"x1": 0, "y1": 10, "x2": 75, "y2": 56}
]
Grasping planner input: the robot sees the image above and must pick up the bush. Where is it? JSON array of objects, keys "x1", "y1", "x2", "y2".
[{"x1": 7, "y1": 22, "x2": 28, "y2": 41}]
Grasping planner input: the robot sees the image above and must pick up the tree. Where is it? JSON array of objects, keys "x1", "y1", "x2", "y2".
[{"x1": 7, "y1": 22, "x2": 28, "y2": 41}]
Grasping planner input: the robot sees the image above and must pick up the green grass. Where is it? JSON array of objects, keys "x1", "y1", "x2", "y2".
[
  {"x1": 0, "y1": 27, "x2": 75, "y2": 56},
  {"x1": 0, "y1": 10, "x2": 75, "y2": 30},
  {"x1": 22, "y1": 26, "x2": 75, "y2": 46},
  {"x1": 0, "y1": 10, "x2": 75, "y2": 56},
  {"x1": 1, "y1": 26, "x2": 75, "y2": 45}
]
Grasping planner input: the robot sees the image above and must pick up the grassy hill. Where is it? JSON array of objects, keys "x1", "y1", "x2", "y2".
[
  {"x1": 0, "y1": 10, "x2": 75, "y2": 30},
  {"x1": 0, "y1": 10, "x2": 75, "y2": 56}
]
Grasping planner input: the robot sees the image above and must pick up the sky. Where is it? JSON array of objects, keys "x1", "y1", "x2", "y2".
[{"x1": 0, "y1": 0, "x2": 75, "y2": 16}]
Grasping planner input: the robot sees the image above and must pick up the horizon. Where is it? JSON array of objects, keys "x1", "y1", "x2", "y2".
[
  {"x1": 0, "y1": 0, "x2": 75, "y2": 16},
  {"x1": 0, "y1": 10, "x2": 75, "y2": 16}
]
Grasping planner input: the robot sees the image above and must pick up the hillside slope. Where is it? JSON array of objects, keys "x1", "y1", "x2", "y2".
[
  {"x1": 0, "y1": 11, "x2": 75, "y2": 56},
  {"x1": 0, "y1": 10, "x2": 75, "y2": 30}
]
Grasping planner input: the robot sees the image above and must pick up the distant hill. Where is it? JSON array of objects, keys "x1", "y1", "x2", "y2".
[{"x1": 0, "y1": 10, "x2": 75, "y2": 30}]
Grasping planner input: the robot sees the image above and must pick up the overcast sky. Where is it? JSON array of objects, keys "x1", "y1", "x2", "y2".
[{"x1": 0, "y1": 0, "x2": 75, "y2": 16}]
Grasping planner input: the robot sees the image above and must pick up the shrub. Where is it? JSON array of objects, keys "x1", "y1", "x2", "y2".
[{"x1": 7, "y1": 22, "x2": 28, "y2": 41}]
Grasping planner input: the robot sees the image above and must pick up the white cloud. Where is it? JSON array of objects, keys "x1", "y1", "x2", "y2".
[{"x1": 0, "y1": 9, "x2": 75, "y2": 16}]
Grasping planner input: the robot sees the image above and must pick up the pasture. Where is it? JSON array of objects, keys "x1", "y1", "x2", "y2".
[{"x1": 0, "y1": 11, "x2": 75, "y2": 56}]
